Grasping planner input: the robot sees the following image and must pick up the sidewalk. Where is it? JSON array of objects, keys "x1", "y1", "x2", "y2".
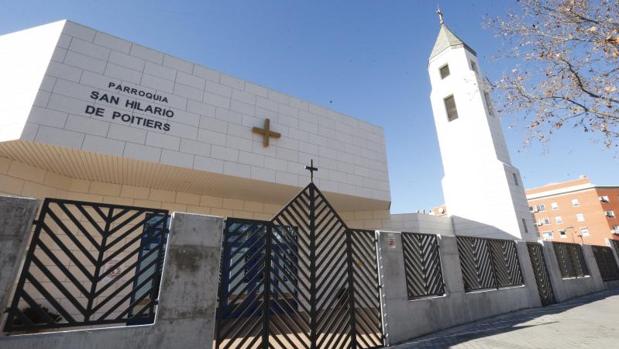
[{"x1": 392, "y1": 288, "x2": 619, "y2": 349}]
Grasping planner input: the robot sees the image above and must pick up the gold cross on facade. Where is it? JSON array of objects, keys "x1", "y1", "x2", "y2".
[{"x1": 252, "y1": 118, "x2": 281, "y2": 147}]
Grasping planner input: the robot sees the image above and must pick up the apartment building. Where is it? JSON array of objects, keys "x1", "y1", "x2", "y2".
[{"x1": 526, "y1": 176, "x2": 619, "y2": 246}]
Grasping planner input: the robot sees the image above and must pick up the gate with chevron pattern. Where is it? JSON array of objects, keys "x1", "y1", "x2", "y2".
[
  {"x1": 456, "y1": 236, "x2": 524, "y2": 292},
  {"x1": 215, "y1": 183, "x2": 385, "y2": 349},
  {"x1": 3, "y1": 199, "x2": 169, "y2": 333}
]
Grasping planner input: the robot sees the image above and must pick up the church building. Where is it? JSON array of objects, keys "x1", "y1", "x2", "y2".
[{"x1": 0, "y1": 17, "x2": 533, "y2": 240}]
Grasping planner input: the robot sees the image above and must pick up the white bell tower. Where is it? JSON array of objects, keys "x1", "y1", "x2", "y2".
[{"x1": 428, "y1": 10, "x2": 536, "y2": 240}]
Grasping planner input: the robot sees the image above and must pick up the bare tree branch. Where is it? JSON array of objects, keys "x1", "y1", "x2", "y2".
[{"x1": 486, "y1": 0, "x2": 619, "y2": 148}]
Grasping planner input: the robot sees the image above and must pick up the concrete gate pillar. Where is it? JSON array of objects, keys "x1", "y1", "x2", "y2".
[{"x1": 0, "y1": 195, "x2": 40, "y2": 331}]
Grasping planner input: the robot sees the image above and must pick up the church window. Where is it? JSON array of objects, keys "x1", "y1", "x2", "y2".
[
  {"x1": 522, "y1": 218, "x2": 528, "y2": 233},
  {"x1": 439, "y1": 64, "x2": 450, "y2": 79},
  {"x1": 470, "y1": 60, "x2": 478, "y2": 73},
  {"x1": 512, "y1": 172, "x2": 519, "y2": 186},
  {"x1": 444, "y1": 95, "x2": 458, "y2": 121},
  {"x1": 580, "y1": 227, "x2": 589, "y2": 237},
  {"x1": 484, "y1": 91, "x2": 495, "y2": 116}
]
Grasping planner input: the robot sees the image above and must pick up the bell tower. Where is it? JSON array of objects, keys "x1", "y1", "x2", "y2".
[{"x1": 428, "y1": 10, "x2": 536, "y2": 240}]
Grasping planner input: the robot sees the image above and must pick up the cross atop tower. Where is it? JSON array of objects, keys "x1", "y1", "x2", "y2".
[
  {"x1": 305, "y1": 159, "x2": 318, "y2": 183},
  {"x1": 436, "y1": 6, "x2": 445, "y2": 25}
]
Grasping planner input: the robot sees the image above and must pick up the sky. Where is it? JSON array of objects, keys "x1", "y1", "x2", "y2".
[{"x1": 1, "y1": 0, "x2": 617, "y2": 213}]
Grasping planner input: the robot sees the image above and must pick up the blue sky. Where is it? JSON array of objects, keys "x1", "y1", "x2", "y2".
[{"x1": 1, "y1": 0, "x2": 617, "y2": 213}]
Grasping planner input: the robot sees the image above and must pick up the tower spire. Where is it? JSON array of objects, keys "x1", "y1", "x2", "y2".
[{"x1": 436, "y1": 6, "x2": 445, "y2": 25}]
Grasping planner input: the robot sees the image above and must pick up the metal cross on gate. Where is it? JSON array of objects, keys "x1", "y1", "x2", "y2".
[{"x1": 305, "y1": 159, "x2": 318, "y2": 182}]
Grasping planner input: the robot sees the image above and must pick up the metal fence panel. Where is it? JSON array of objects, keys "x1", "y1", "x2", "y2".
[
  {"x1": 526, "y1": 243, "x2": 556, "y2": 306},
  {"x1": 553, "y1": 242, "x2": 589, "y2": 278},
  {"x1": 3, "y1": 199, "x2": 169, "y2": 333},
  {"x1": 456, "y1": 237, "x2": 496, "y2": 291},
  {"x1": 488, "y1": 239, "x2": 524, "y2": 288},
  {"x1": 457, "y1": 237, "x2": 523, "y2": 292},
  {"x1": 401, "y1": 233, "x2": 445, "y2": 299},
  {"x1": 591, "y1": 245, "x2": 619, "y2": 281}
]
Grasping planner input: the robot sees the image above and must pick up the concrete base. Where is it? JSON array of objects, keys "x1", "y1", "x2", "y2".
[
  {"x1": 542, "y1": 242, "x2": 605, "y2": 303},
  {"x1": 0, "y1": 207, "x2": 224, "y2": 349},
  {"x1": 379, "y1": 233, "x2": 541, "y2": 345},
  {"x1": 604, "y1": 280, "x2": 619, "y2": 290}
]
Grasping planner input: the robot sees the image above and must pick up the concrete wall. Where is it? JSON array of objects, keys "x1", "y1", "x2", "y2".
[
  {"x1": 542, "y1": 241, "x2": 605, "y2": 303},
  {"x1": 0, "y1": 195, "x2": 39, "y2": 331},
  {"x1": 345, "y1": 212, "x2": 453, "y2": 236},
  {"x1": 379, "y1": 232, "x2": 541, "y2": 345},
  {"x1": 0, "y1": 206, "x2": 223, "y2": 349}
]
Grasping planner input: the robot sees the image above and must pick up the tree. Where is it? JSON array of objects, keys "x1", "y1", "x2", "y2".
[{"x1": 487, "y1": 0, "x2": 618, "y2": 148}]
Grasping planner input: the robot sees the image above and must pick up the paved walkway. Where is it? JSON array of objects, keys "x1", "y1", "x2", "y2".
[{"x1": 392, "y1": 289, "x2": 619, "y2": 349}]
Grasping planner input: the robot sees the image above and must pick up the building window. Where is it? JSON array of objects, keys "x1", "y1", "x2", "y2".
[
  {"x1": 580, "y1": 227, "x2": 589, "y2": 237},
  {"x1": 607, "y1": 210, "x2": 616, "y2": 218},
  {"x1": 542, "y1": 217, "x2": 550, "y2": 225},
  {"x1": 484, "y1": 91, "x2": 495, "y2": 117},
  {"x1": 559, "y1": 230, "x2": 567, "y2": 238},
  {"x1": 470, "y1": 60, "x2": 478, "y2": 73},
  {"x1": 542, "y1": 231, "x2": 553, "y2": 240},
  {"x1": 612, "y1": 225, "x2": 619, "y2": 234},
  {"x1": 439, "y1": 64, "x2": 450, "y2": 79},
  {"x1": 529, "y1": 206, "x2": 535, "y2": 212},
  {"x1": 599, "y1": 195, "x2": 610, "y2": 203},
  {"x1": 555, "y1": 216, "x2": 563, "y2": 224},
  {"x1": 551, "y1": 202, "x2": 559, "y2": 210},
  {"x1": 522, "y1": 218, "x2": 528, "y2": 233},
  {"x1": 444, "y1": 95, "x2": 458, "y2": 121},
  {"x1": 537, "y1": 204, "x2": 546, "y2": 212},
  {"x1": 576, "y1": 213, "x2": 585, "y2": 222},
  {"x1": 571, "y1": 198, "x2": 580, "y2": 207},
  {"x1": 512, "y1": 173, "x2": 519, "y2": 186}
]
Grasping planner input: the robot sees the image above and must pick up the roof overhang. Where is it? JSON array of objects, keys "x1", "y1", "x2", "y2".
[{"x1": 0, "y1": 140, "x2": 390, "y2": 212}]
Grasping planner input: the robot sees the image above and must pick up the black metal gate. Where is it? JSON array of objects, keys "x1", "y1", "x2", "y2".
[
  {"x1": 526, "y1": 242, "x2": 556, "y2": 306},
  {"x1": 215, "y1": 183, "x2": 384, "y2": 349}
]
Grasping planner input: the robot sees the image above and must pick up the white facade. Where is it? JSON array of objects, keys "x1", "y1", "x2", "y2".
[
  {"x1": 0, "y1": 20, "x2": 390, "y2": 212},
  {"x1": 428, "y1": 24, "x2": 536, "y2": 240}
]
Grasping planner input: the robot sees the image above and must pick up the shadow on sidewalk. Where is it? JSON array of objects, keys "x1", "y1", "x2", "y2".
[{"x1": 392, "y1": 288, "x2": 619, "y2": 349}]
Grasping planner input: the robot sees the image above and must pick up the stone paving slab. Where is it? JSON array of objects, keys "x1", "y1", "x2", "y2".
[{"x1": 392, "y1": 288, "x2": 619, "y2": 349}]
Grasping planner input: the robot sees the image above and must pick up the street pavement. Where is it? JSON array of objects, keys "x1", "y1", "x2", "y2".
[{"x1": 392, "y1": 288, "x2": 619, "y2": 349}]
